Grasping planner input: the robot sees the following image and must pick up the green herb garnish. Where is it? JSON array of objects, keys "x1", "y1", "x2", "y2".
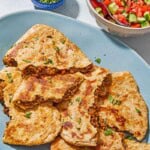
[
  {"x1": 60, "y1": 39, "x2": 65, "y2": 44},
  {"x1": 104, "y1": 128, "x2": 113, "y2": 136},
  {"x1": 22, "y1": 59, "x2": 31, "y2": 63},
  {"x1": 54, "y1": 46, "x2": 60, "y2": 51},
  {"x1": 9, "y1": 94, "x2": 13, "y2": 103},
  {"x1": 108, "y1": 95, "x2": 114, "y2": 103},
  {"x1": 125, "y1": 135, "x2": 134, "y2": 140},
  {"x1": 135, "y1": 108, "x2": 141, "y2": 114},
  {"x1": 25, "y1": 112, "x2": 32, "y2": 118},
  {"x1": 108, "y1": 95, "x2": 121, "y2": 105},
  {"x1": 39, "y1": 0, "x2": 59, "y2": 4},
  {"x1": 78, "y1": 118, "x2": 82, "y2": 124},
  {"x1": 44, "y1": 59, "x2": 53, "y2": 65},
  {"x1": 7, "y1": 73, "x2": 13, "y2": 83},
  {"x1": 24, "y1": 45, "x2": 28, "y2": 48},
  {"x1": 95, "y1": 58, "x2": 101, "y2": 64},
  {"x1": 76, "y1": 97, "x2": 81, "y2": 102}
]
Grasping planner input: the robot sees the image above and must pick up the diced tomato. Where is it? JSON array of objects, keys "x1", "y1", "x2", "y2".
[
  {"x1": 136, "y1": 8, "x2": 143, "y2": 17},
  {"x1": 90, "y1": 0, "x2": 150, "y2": 28},
  {"x1": 104, "y1": 0, "x2": 111, "y2": 6},
  {"x1": 131, "y1": 23, "x2": 141, "y2": 28},
  {"x1": 115, "y1": 0, "x2": 123, "y2": 7},
  {"x1": 127, "y1": 0, "x2": 131, "y2": 7},
  {"x1": 117, "y1": 7, "x2": 125, "y2": 14},
  {"x1": 116, "y1": 14, "x2": 129, "y2": 25},
  {"x1": 141, "y1": 5, "x2": 148, "y2": 12}
]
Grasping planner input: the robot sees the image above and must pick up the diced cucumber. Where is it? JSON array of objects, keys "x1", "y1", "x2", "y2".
[
  {"x1": 99, "y1": 13, "x2": 104, "y2": 17},
  {"x1": 144, "y1": 11, "x2": 150, "y2": 21},
  {"x1": 144, "y1": 0, "x2": 150, "y2": 5},
  {"x1": 122, "y1": 12, "x2": 128, "y2": 17},
  {"x1": 95, "y1": 7, "x2": 102, "y2": 14},
  {"x1": 141, "y1": 21, "x2": 150, "y2": 28},
  {"x1": 108, "y1": 2, "x2": 119, "y2": 15},
  {"x1": 137, "y1": 17, "x2": 146, "y2": 23},
  {"x1": 128, "y1": 14, "x2": 137, "y2": 23}
]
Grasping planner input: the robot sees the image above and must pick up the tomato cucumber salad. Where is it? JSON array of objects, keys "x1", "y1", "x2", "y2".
[{"x1": 90, "y1": 0, "x2": 150, "y2": 28}]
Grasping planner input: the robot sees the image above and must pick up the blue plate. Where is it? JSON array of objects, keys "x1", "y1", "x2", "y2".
[{"x1": 0, "y1": 10, "x2": 149, "y2": 150}]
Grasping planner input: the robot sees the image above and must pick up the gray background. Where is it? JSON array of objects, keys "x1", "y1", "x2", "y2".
[{"x1": 0, "y1": 0, "x2": 149, "y2": 65}]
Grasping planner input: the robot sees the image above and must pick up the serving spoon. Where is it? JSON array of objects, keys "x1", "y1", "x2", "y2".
[{"x1": 96, "y1": 0, "x2": 129, "y2": 27}]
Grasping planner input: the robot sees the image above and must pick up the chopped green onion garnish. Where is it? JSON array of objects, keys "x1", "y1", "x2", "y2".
[
  {"x1": 39, "y1": 0, "x2": 59, "y2": 4},
  {"x1": 78, "y1": 118, "x2": 82, "y2": 124},
  {"x1": 44, "y1": 59, "x2": 53, "y2": 65},
  {"x1": 25, "y1": 112, "x2": 32, "y2": 118},
  {"x1": 22, "y1": 59, "x2": 31, "y2": 63},
  {"x1": 95, "y1": 7, "x2": 102, "y2": 13},
  {"x1": 135, "y1": 108, "x2": 141, "y2": 114},
  {"x1": 9, "y1": 94, "x2": 13, "y2": 103},
  {"x1": 76, "y1": 97, "x2": 81, "y2": 102},
  {"x1": 95, "y1": 58, "x2": 101, "y2": 64},
  {"x1": 60, "y1": 39, "x2": 65, "y2": 44},
  {"x1": 108, "y1": 95, "x2": 114, "y2": 103},
  {"x1": 7, "y1": 73, "x2": 13, "y2": 83},
  {"x1": 108, "y1": 95, "x2": 121, "y2": 105},
  {"x1": 104, "y1": 128, "x2": 113, "y2": 136},
  {"x1": 54, "y1": 46, "x2": 60, "y2": 51},
  {"x1": 125, "y1": 135, "x2": 134, "y2": 140}
]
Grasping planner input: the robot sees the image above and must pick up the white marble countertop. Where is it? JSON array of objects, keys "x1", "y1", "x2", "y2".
[{"x1": 0, "y1": 0, "x2": 149, "y2": 65}]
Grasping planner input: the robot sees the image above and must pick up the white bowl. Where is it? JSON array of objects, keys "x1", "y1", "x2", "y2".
[{"x1": 87, "y1": 0, "x2": 150, "y2": 37}]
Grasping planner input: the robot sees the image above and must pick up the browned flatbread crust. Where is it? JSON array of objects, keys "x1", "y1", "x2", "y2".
[
  {"x1": 3, "y1": 24, "x2": 93, "y2": 76},
  {"x1": 3, "y1": 102, "x2": 61, "y2": 146},
  {"x1": 96, "y1": 129, "x2": 125, "y2": 150},
  {"x1": 0, "y1": 67, "x2": 22, "y2": 115},
  {"x1": 0, "y1": 68, "x2": 61, "y2": 146},
  {"x1": 51, "y1": 129, "x2": 125, "y2": 150},
  {"x1": 59, "y1": 66, "x2": 110, "y2": 146},
  {"x1": 13, "y1": 73, "x2": 83, "y2": 110},
  {"x1": 51, "y1": 137, "x2": 94, "y2": 150},
  {"x1": 99, "y1": 72, "x2": 148, "y2": 141},
  {"x1": 51, "y1": 137, "x2": 79, "y2": 150},
  {"x1": 124, "y1": 139, "x2": 150, "y2": 150}
]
